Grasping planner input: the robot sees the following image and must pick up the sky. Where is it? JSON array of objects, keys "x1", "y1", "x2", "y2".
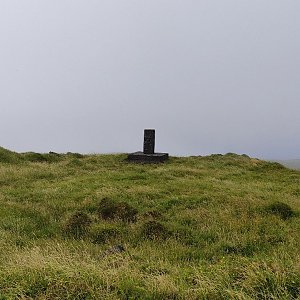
[{"x1": 0, "y1": 1, "x2": 299, "y2": 159}]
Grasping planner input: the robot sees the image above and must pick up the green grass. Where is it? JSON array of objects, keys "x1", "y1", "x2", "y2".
[{"x1": 0, "y1": 149, "x2": 299, "y2": 299}]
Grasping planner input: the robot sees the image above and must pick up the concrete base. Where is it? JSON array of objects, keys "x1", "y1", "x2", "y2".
[{"x1": 127, "y1": 151, "x2": 169, "y2": 163}]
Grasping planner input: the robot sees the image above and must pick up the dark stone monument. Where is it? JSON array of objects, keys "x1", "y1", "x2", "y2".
[
  {"x1": 143, "y1": 129, "x2": 155, "y2": 154},
  {"x1": 128, "y1": 129, "x2": 169, "y2": 163}
]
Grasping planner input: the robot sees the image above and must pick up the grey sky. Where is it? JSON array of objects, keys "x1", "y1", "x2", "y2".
[{"x1": 0, "y1": 1, "x2": 299, "y2": 159}]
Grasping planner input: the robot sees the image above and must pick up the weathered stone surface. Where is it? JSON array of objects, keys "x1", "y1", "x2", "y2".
[
  {"x1": 143, "y1": 129, "x2": 155, "y2": 154},
  {"x1": 128, "y1": 151, "x2": 169, "y2": 163}
]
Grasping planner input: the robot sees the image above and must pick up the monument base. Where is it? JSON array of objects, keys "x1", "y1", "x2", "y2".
[{"x1": 127, "y1": 152, "x2": 169, "y2": 163}]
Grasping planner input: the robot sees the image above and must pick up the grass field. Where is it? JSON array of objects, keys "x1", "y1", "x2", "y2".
[{"x1": 0, "y1": 146, "x2": 300, "y2": 299}]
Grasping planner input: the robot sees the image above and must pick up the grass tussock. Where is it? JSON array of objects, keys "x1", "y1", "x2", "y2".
[
  {"x1": 63, "y1": 211, "x2": 92, "y2": 238},
  {"x1": 97, "y1": 198, "x2": 138, "y2": 223},
  {"x1": 265, "y1": 201, "x2": 295, "y2": 220},
  {"x1": 90, "y1": 223, "x2": 122, "y2": 244},
  {"x1": 0, "y1": 147, "x2": 299, "y2": 299},
  {"x1": 141, "y1": 221, "x2": 170, "y2": 240}
]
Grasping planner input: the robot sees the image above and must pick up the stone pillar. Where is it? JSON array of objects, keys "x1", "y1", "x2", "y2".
[{"x1": 143, "y1": 129, "x2": 155, "y2": 154}]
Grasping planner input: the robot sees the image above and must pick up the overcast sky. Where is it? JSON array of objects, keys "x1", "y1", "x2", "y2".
[{"x1": 0, "y1": 1, "x2": 299, "y2": 159}]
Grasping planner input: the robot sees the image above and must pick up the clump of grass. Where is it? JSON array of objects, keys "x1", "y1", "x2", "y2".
[
  {"x1": 90, "y1": 223, "x2": 121, "y2": 244},
  {"x1": 253, "y1": 161, "x2": 286, "y2": 171},
  {"x1": 21, "y1": 152, "x2": 63, "y2": 163},
  {"x1": 66, "y1": 152, "x2": 84, "y2": 159},
  {"x1": 265, "y1": 201, "x2": 295, "y2": 220},
  {"x1": 0, "y1": 146, "x2": 20, "y2": 163},
  {"x1": 67, "y1": 158, "x2": 83, "y2": 167},
  {"x1": 97, "y1": 198, "x2": 138, "y2": 223},
  {"x1": 63, "y1": 211, "x2": 92, "y2": 238},
  {"x1": 141, "y1": 221, "x2": 170, "y2": 240},
  {"x1": 143, "y1": 210, "x2": 164, "y2": 220},
  {"x1": 22, "y1": 152, "x2": 48, "y2": 162},
  {"x1": 221, "y1": 242, "x2": 258, "y2": 256}
]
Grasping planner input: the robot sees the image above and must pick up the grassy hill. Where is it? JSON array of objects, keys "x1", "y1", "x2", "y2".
[{"x1": 0, "y1": 149, "x2": 299, "y2": 299}]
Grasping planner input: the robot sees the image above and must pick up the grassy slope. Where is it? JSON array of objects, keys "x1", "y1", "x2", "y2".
[{"x1": 0, "y1": 149, "x2": 300, "y2": 299}]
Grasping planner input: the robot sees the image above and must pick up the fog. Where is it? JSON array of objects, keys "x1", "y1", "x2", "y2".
[{"x1": 1, "y1": 1, "x2": 299, "y2": 159}]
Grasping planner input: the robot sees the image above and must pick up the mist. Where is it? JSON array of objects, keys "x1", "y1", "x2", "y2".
[{"x1": 1, "y1": 1, "x2": 299, "y2": 159}]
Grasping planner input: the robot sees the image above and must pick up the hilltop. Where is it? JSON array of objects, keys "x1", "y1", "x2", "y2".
[{"x1": 0, "y1": 148, "x2": 299, "y2": 299}]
